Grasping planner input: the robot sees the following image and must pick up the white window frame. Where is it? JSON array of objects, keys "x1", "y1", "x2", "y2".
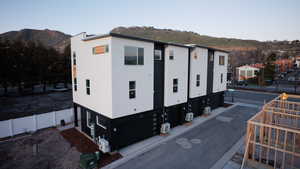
[
  {"x1": 96, "y1": 116, "x2": 107, "y2": 130},
  {"x1": 154, "y1": 50, "x2": 162, "y2": 60}
]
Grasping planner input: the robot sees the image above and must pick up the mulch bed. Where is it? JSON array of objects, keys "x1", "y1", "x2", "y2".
[
  {"x1": 223, "y1": 103, "x2": 233, "y2": 108},
  {"x1": 60, "y1": 128, "x2": 122, "y2": 168}
]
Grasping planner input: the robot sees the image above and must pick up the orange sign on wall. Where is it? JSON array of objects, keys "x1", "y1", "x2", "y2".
[{"x1": 93, "y1": 45, "x2": 108, "y2": 54}]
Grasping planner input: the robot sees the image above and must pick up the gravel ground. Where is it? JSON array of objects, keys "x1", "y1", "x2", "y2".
[{"x1": 0, "y1": 128, "x2": 80, "y2": 169}]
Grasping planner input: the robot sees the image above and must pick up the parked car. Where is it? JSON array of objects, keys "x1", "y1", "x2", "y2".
[{"x1": 237, "y1": 81, "x2": 248, "y2": 86}]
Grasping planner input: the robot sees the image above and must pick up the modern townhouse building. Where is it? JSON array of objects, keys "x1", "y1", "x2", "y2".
[{"x1": 71, "y1": 32, "x2": 228, "y2": 153}]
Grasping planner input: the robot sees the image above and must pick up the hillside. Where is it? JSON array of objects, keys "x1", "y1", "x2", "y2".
[
  {"x1": 0, "y1": 29, "x2": 71, "y2": 53},
  {"x1": 111, "y1": 26, "x2": 262, "y2": 51},
  {"x1": 1, "y1": 27, "x2": 299, "y2": 66}
]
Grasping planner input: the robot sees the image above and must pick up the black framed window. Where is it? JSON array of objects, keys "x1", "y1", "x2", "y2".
[
  {"x1": 173, "y1": 78, "x2": 178, "y2": 93},
  {"x1": 74, "y1": 78, "x2": 77, "y2": 91},
  {"x1": 129, "y1": 81, "x2": 136, "y2": 99},
  {"x1": 124, "y1": 46, "x2": 144, "y2": 65},
  {"x1": 221, "y1": 74, "x2": 223, "y2": 84},
  {"x1": 86, "y1": 79, "x2": 90, "y2": 95},
  {"x1": 138, "y1": 48, "x2": 144, "y2": 65},
  {"x1": 73, "y1": 52, "x2": 76, "y2": 65},
  {"x1": 169, "y1": 50, "x2": 174, "y2": 60},
  {"x1": 196, "y1": 74, "x2": 200, "y2": 87}
]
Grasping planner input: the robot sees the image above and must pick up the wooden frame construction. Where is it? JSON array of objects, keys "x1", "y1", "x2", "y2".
[{"x1": 242, "y1": 93, "x2": 300, "y2": 169}]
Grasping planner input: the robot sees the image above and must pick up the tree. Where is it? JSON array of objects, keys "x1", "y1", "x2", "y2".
[
  {"x1": 264, "y1": 53, "x2": 276, "y2": 82},
  {"x1": 62, "y1": 44, "x2": 71, "y2": 88}
]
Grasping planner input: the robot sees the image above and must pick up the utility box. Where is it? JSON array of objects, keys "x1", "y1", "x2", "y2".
[
  {"x1": 185, "y1": 112, "x2": 194, "y2": 122},
  {"x1": 160, "y1": 122, "x2": 171, "y2": 134},
  {"x1": 79, "y1": 151, "x2": 100, "y2": 169}
]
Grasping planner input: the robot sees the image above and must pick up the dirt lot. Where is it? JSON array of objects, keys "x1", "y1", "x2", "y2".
[{"x1": 0, "y1": 128, "x2": 81, "y2": 169}]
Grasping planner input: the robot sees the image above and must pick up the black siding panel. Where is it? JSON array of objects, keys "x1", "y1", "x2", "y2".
[
  {"x1": 207, "y1": 50, "x2": 214, "y2": 94},
  {"x1": 165, "y1": 104, "x2": 187, "y2": 128},
  {"x1": 153, "y1": 43, "x2": 165, "y2": 109}
]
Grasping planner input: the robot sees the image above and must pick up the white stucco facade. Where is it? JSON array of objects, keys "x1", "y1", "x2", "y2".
[
  {"x1": 71, "y1": 33, "x2": 113, "y2": 118},
  {"x1": 189, "y1": 47, "x2": 208, "y2": 98},
  {"x1": 213, "y1": 51, "x2": 228, "y2": 93},
  {"x1": 111, "y1": 37, "x2": 154, "y2": 118},
  {"x1": 163, "y1": 45, "x2": 189, "y2": 107}
]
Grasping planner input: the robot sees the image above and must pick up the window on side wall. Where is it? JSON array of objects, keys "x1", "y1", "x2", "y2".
[
  {"x1": 154, "y1": 50, "x2": 162, "y2": 60},
  {"x1": 221, "y1": 74, "x2": 223, "y2": 84},
  {"x1": 124, "y1": 46, "x2": 144, "y2": 65},
  {"x1": 219, "y1": 55, "x2": 225, "y2": 65},
  {"x1": 169, "y1": 50, "x2": 174, "y2": 60},
  {"x1": 129, "y1": 81, "x2": 136, "y2": 99},
  {"x1": 173, "y1": 78, "x2": 178, "y2": 93},
  {"x1": 196, "y1": 74, "x2": 200, "y2": 87},
  {"x1": 74, "y1": 78, "x2": 77, "y2": 91},
  {"x1": 86, "y1": 79, "x2": 90, "y2": 95},
  {"x1": 73, "y1": 52, "x2": 76, "y2": 65}
]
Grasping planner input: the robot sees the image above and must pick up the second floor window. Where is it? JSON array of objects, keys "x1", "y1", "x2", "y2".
[
  {"x1": 173, "y1": 78, "x2": 178, "y2": 93},
  {"x1": 154, "y1": 50, "x2": 162, "y2": 60},
  {"x1": 74, "y1": 78, "x2": 77, "y2": 91},
  {"x1": 73, "y1": 52, "x2": 76, "y2": 65},
  {"x1": 196, "y1": 74, "x2": 200, "y2": 87},
  {"x1": 221, "y1": 74, "x2": 223, "y2": 84},
  {"x1": 219, "y1": 55, "x2": 225, "y2": 65},
  {"x1": 124, "y1": 46, "x2": 144, "y2": 65},
  {"x1": 169, "y1": 50, "x2": 174, "y2": 60},
  {"x1": 86, "y1": 79, "x2": 90, "y2": 95}
]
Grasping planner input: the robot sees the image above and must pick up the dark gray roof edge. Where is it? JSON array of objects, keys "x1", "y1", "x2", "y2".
[
  {"x1": 81, "y1": 32, "x2": 229, "y2": 52},
  {"x1": 188, "y1": 44, "x2": 230, "y2": 53}
]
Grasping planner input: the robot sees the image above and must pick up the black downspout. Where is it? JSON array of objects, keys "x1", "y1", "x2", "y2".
[{"x1": 186, "y1": 48, "x2": 192, "y2": 121}]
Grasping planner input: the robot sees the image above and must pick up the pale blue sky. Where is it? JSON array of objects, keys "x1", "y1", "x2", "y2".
[{"x1": 0, "y1": 0, "x2": 299, "y2": 41}]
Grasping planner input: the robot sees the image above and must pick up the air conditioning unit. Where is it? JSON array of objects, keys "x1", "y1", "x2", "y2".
[
  {"x1": 204, "y1": 106, "x2": 211, "y2": 115},
  {"x1": 98, "y1": 138, "x2": 110, "y2": 153},
  {"x1": 185, "y1": 112, "x2": 194, "y2": 122},
  {"x1": 160, "y1": 123, "x2": 170, "y2": 134}
]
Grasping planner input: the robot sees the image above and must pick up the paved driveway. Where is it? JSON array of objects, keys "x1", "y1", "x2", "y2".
[{"x1": 116, "y1": 105, "x2": 259, "y2": 169}]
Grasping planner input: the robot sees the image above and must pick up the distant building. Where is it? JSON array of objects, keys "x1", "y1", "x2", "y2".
[
  {"x1": 274, "y1": 58, "x2": 294, "y2": 72},
  {"x1": 236, "y1": 64, "x2": 263, "y2": 81},
  {"x1": 295, "y1": 56, "x2": 300, "y2": 68}
]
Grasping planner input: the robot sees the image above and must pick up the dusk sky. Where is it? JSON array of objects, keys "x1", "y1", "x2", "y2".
[{"x1": 0, "y1": 0, "x2": 299, "y2": 41}]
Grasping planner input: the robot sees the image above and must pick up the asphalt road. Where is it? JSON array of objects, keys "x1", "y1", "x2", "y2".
[
  {"x1": 225, "y1": 90, "x2": 279, "y2": 105},
  {"x1": 116, "y1": 105, "x2": 259, "y2": 169}
]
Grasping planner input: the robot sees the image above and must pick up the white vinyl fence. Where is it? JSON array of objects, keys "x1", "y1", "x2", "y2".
[{"x1": 0, "y1": 108, "x2": 74, "y2": 138}]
